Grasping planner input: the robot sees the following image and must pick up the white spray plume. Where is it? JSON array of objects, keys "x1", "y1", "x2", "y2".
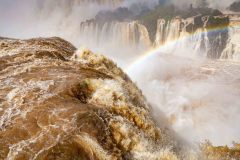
[
  {"x1": 1, "y1": 0, "x2": 240, "y2": 147},
  {"x1": 0, "y1": 0, "x2": 157, "y2": 68},
  {"x1": 127, "y1": 41, "x2": 240, "y2": 146}
]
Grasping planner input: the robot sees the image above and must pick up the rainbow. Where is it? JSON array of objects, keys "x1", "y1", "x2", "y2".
[{"x1": 126, "y1": 24, "x2": 240, "y2": 73}]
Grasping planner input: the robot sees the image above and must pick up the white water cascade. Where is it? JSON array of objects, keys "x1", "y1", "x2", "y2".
[
  {"x1": 154, "y1": 15, "x2": 240, "y2": 60},
  {"x1": 221, "y1": 15, "x2": 240, "y2": 60},
  {"x1": 154, "y1": 17, "x2": 210, "y2": 57},
  {"x1": 79, "y1": 21, "x2": 152, "y2": 65}
]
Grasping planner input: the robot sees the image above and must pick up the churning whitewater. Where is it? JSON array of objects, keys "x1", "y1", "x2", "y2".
[
  {"x1": 0, "y1": 37, "x2": 239, "y2": 160},
  {"x1": 1, "y1": 0, "x2": 240, "y2": 159}
]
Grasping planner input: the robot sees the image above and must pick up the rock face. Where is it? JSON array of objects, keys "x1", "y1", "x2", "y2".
[
  {"x1": 81, "y1": 10, "x2": 236, "y2": 60},
  {"x1": 0, "y1": 37, "x2": 180, "y2": 160},
  {"x1": 229, "y1": 1, "x2": 240, "y2": 12},
  {"x1": 154, "y1": 15, "x2": 230, "y2": 59}
]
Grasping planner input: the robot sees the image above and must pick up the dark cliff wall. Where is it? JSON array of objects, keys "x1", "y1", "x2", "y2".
[
  {"x1": 185, "y1": 15, "x2": 230, "y2": 58},
  {"x1": 205, "y1": 16, "x2": 230, "y2": 59}
]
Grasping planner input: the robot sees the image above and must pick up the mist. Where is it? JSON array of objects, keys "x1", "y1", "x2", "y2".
[
  {"x1": 2, "y1": 0, "x2": 164, "y2": 68},
  {"x1": 127, "y1": 41, "x2": 240, "y2": 146},
  {"x1": 0, "y1": 0, "x2": 236, "y2": 65},
  {"x1": 1, "y1": 0, "x2": 240, "y2": 147},
  {"x1": 169, "y1": 0, "x2": 237, "y2": 10},
  {"x1": 0, "y1": 0, "x2": 114, "y2": 39}
]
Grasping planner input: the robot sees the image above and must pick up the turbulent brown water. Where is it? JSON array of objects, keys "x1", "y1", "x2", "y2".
[
  {"x1": 0, "y1": 37, "x2": 240, "y2": 160},
  {"x1": 0, "y1": 37, "x2": 183, "y2": 160}
]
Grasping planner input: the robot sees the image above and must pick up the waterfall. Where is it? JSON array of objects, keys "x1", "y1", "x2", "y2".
[
  {"x1": 1, "y1": 0, "x2": 239, "y2": 63},
  {"x1": 79, "y1": 21, "x2": 152, "y2": 54},
  {"x1": 155, "y1": 19, "x2": 166, "y2": 46},
  {"x1": 153, "y1": 15, "x2": 240, "y2": 59},
  {"x1": 154, "y1": 17, "x2": 210, "y2": 57},
  {"x1": 221, "y1": 16, "x2": 240, "y2": 60},
  {"x1": 77, "y1": 14, "x2": 240, "y2": 62}
]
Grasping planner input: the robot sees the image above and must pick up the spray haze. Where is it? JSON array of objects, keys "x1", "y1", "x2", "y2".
[
  {"x1": 2, "y1": 0, "x2": 160, "y2": 67},
  {"x1": 1, "y1": 0, "x2": 240, "y2": 149},
  {"x1": 169, "y1": 0, "x2": 237, "y2": 9},
  {"x1": 128, "y1": 51, "x2": 240, "y2": 145}
]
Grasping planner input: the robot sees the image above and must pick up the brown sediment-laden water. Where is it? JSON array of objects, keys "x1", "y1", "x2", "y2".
[{"x1": 0, "y1": 37, "x2": 239, "y2": 160}]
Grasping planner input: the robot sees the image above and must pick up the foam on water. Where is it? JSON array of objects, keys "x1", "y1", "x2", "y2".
[{"x1": 127, "y1": 50, "x2": 240, "y2": 146}]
